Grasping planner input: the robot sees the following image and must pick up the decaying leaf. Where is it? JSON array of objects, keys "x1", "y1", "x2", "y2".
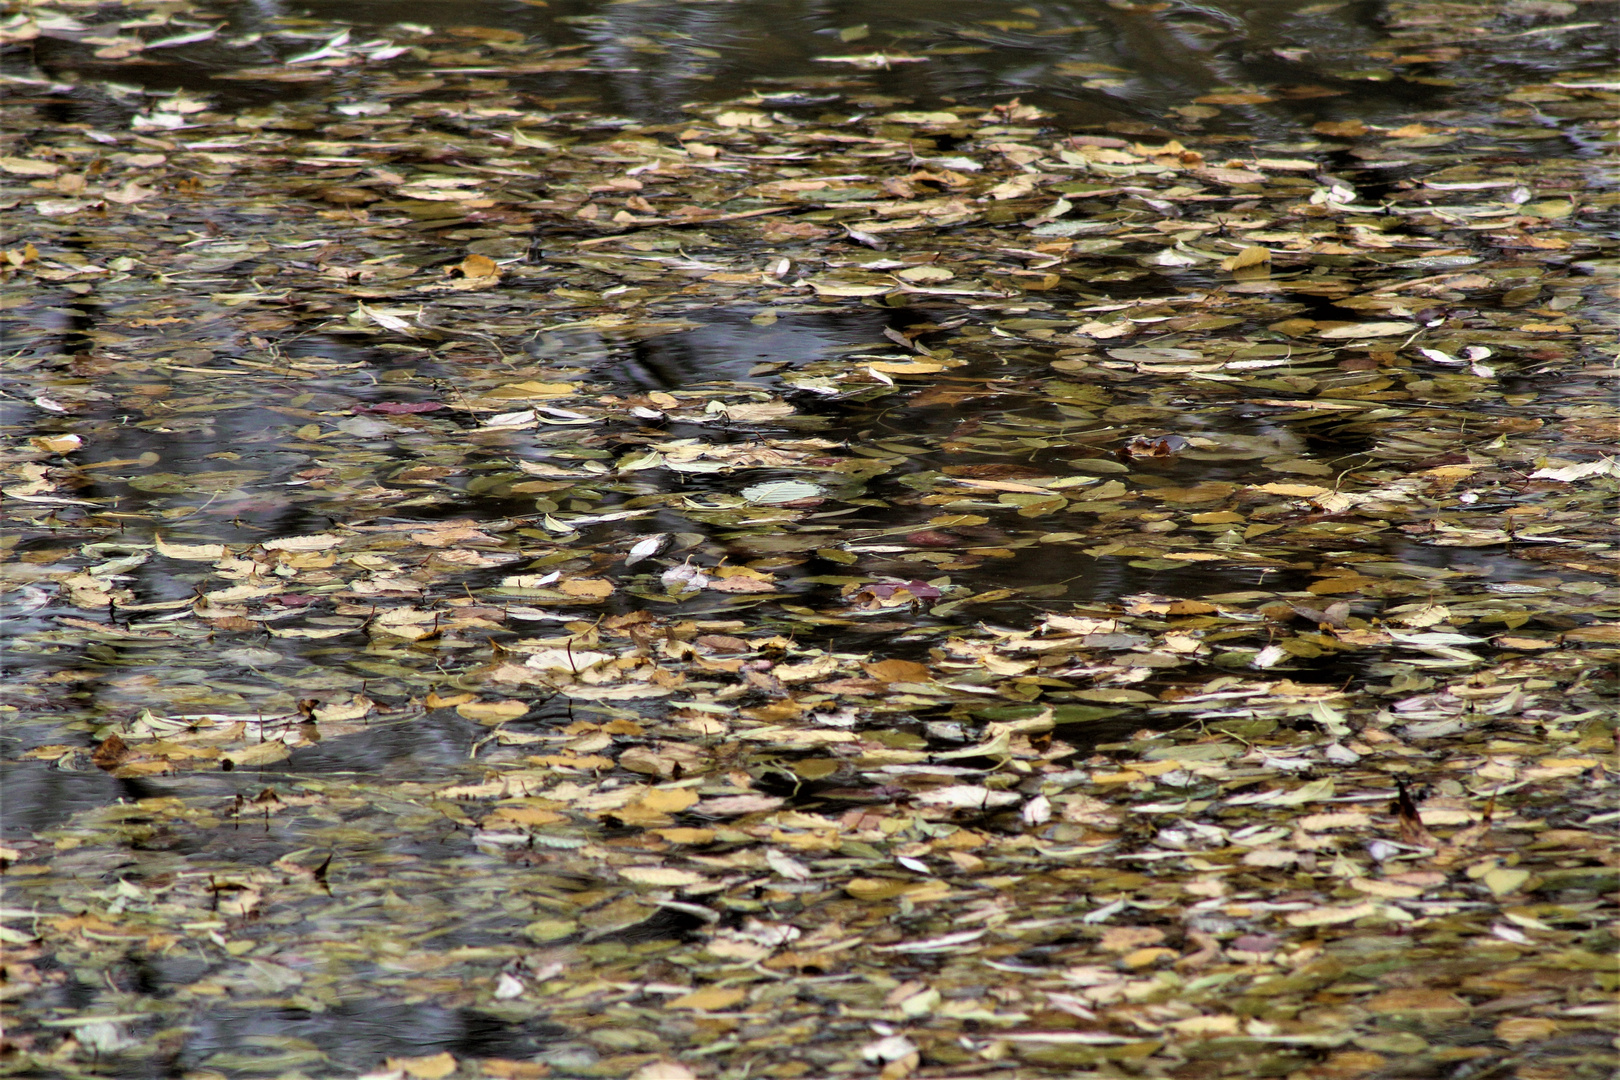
[{"x1": 3, "y1": 6, "x2": 1615, "y2": 1080}]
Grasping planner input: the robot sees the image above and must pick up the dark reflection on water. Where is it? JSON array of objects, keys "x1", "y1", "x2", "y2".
[
  {"x1": 3, "y1": 0, "x2": 1614, "y2": 1070},
  {"x1": 170, "y1": 1004, "x2": 568, "y2": 1077},
  {"x1": 609, "y1": 307, "x2": 907, "y2": 390},
  {"x1": 14, "y1": 0, "x2": 1613, "y2": 137},
  {"x1": 0, "y1": 759, "x2": 127, "y2": 838}
]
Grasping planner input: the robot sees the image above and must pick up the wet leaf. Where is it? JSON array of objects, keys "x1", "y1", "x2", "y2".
[
  {"x1": 457, "y1": 700, "x2": 530, "y2": 724},
  {"x1": 4, "y1": 8, "x2": 1616, "y2": 1079},
  {"x1": 388, "y1": 1053, "x2": 458, "y2": 1079},
  {"x1": 1316, "y1": 321, "x2": 1419, "y2": 338},
  {"x1": 739, "y1": 480, "x2": 823, "y2": 504},
  {"x1": 668, "y1": 986, "x2": 747, "y2": 1011}
]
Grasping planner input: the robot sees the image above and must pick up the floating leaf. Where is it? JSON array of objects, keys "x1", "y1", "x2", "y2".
[
  {"x1": 668, "y1": 986, "x2": 748, "y2": 1011},
  {"x1": 456, "y1": 700, "x2": 529, "y2": 724},
  {"x1": 1316, "y1": 321, "x2": 1418, "y2": 338},
  {"x1": 739, "y1": 480, "x2": 823, "y2": 504}
]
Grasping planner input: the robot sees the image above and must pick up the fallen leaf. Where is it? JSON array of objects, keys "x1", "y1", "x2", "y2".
[{"x1": 668, "y1": 985, "x2": 748, "y2": 1011}]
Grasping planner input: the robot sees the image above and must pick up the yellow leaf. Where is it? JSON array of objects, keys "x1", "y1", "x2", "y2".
[
  {"x1": 1253, "y1": 482, "x2": 1330, "y2": 497},
  {"x1": 712, "y1": 565, "x2": 773, "y2": 581},
  {"x1": 1297, "y1": 812, "x2": 1371, "y2": 831},
  {"x1": 638, "y1": 787, "x2": 700, "y2": 814},
  {"x1": 559, "y1": 578, "x2": 615, "y2": 599},
  {"x1": 1075, "y1": 689, "x2": 1155, "y2": 703},
  {"x1": 262, "y1": 533, "x2": 343, "y2": 552},
  {"x1": 863, "y1": 658, "x2": 932, "y2": 683},
  {"x1": 806, "y1": 277, "x2": 892, "y2": 298},
  {"x1": 714, "y1": 110, "x2": 771, "y2": 128},
  {"x1": 1495, "y1": 1017, "x2": 1558, "y2": 1045},
  {"x1": 668, "y1": 985, "x2": 748, "y2": 1011},
  {"x1": 312, "y1": 695, "x2": 374, "y2": 722},
  {"x1": 896, "y1": 265, "x2": 953, "y2": 282},
  {"x1": 1122, "y1": 947, "x2": 1178, "y2": 968},
  {"x1": 0, "y1": 157, "x2": 58, "y2": 177},
  {"x1": 846, "y1": 877, "x2": 918, "y2": 901},
  {"x1": 630, "y1": 1062, "x2": 699, "y2": 1080},
  {"x1": 29, "y1": 433, "x2": 81, "y2": 453},
  {"x1": 523, "y1": 918, "x2": 576, "y2": 942},
  {"x1": 880, "y1": 110, "x2": 962, "y2": 124},
  {"x1": 225, "y1": 742, "x2": 291, "y2": 767},
  {"x1": 1221, "y1": 245, "x2": 1270, "y2": 271},
  {"x1": 1532, "y1": 757, "x2": 1598, "y2": 770},
  {"x1": 1522, "y1": 200, "x2": 1573, "y2": 219},
  {"x1": 1100, "y1": 926, "x2": 1165, "y2": 952},
  {"x1": 1313, "y1": 120, "x2": 1368, "y2": 137},
  {"x1": 1495, "y1": 635, "x2": 1556, "y2": 649},
  {"x1": 1364, "y1": 989, "x2": 1470, "y2": 1018},
  {"x1": 1482, "y1": 867, "x2": 1531, "y2": 896},
  {"x1": 457, "y1": 699, "x2": 530, "y2": 724},
  {"x1": 1194, "y1": 92, "x2": 1274, "y2": 105},
  {"x1": 458, "y1": 253, "x2": 500, "y2": 278},
  {"x1": 1316, "y1": 321, "x2": 1418, "y2": 339},
  {"x1": 486, "y1": 806, "x2": 564, "y2": 827},
  {"x1": 1349, "y1": 877, "x2": 1424, "y2": 899},
  {"x1": 721, "y1": 401, "x2": 796, "y2": 421},
  {"x1": 155, "y1": 535, "x2": 226, "y2": 561},
  {"x1": 388, "y1": 1053, "x2": 457, "y2": 1080},
  {"x1": 621, "y1": 866, "x2": 706, "y2": 886},
  {"x1": 1273, "y1": 778, "x2": 1334, "y2": 805},
  {"x1": 1193, "y1": 165, "x2": 1266, "y2": 184},
  {"x1": 1307, "y1": 575, "x2": 1377, "y2": 595},
  {"x1": 1169, "y1": 1015, "x2": 1240, "y2": 1036},
  {"x1": 490, "y1": 381, "x2": 578, "y2": 398},
  {"x1": 867, "y1": 360, "x2": 945, "y2": 374},
  {"x1": 1284, "y1": 902, "x2": 1379, "y2": 927}
]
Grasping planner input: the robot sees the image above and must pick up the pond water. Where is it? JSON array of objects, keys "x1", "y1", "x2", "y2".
[
  {"x1": 2, "y1": 0, "x2": 1617, "y2": 1076},
  {"x1": 22, "y1": 0, "x2": 1617, "y2": 135}
]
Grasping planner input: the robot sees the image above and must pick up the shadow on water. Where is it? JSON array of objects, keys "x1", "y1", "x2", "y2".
[
  {"x1": 13, "y1": 0, "x2": 1611, "y2": 141},
  {"x1": 607, "y1": 307, "x2": 909, "y2": 391},
  {"x1": 2, "y1": 2, "x2": 1615, "y2": 1075},
  {"x1": 165, "y1": 1003, "x2": 568, "y2": 1078},
  {"x1": 18, "y1": 0, "x2": 1589, "y2": 133},
  {"x1": 0, "y1": 759, "x2": 127, "y2": 838}
]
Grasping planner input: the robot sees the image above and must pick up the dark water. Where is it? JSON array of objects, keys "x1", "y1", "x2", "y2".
[
  {"x1": 2, "y1": 3, "x2": 1616, "y2": 1066},
  {"x1": 14, "y1": 0, "x2": 1615, "y2": 135},
  {"x1": 23, "y1": 1002, "x2": 568, "y2": 1079},
  {"x1": 1, "y1": 298, "x2": 1587, "y2": 837}
]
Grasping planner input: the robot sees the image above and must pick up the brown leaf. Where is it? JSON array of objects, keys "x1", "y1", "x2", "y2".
[
  {"x1": 696, "y1": 634, "x2": 752, "y2": 653},
  {"x1": 480, "y1": 1060, "x2": 552, "y2": 1079},
  {"x1": 694, "y1": 794, "x2": 784, "y2": 816},
  {"x1": 1313, "y1": 119, "x2": 1369, "y2": 137},
  {"x1": 454, "y1": 253, "x2": 500, "y2": 279},
  {"x1": 1394, "y1": 780, "x2": 1440, "y2": 847},
  {"x1": 559, "y1": 578, "x2": 614, "y2": 599},
  {"x1": 668, "y1": 985, "x2": 747, "y2": 1011},
  {"x1": 1193, "y1": 92, "x2": 1275, "y2": 105},
  {"x1": 708, "y1": 575, "x2": 777, "y2": 593},
  {"x1": 1363, "y1": 989, "x2": 1470, "y2": 1020},
  {"x1": 1099, "y1": 926, "x2": 1165, "y2": 953},
  {"x1": 91, "y1": 734, "x2": 129, "y2": 771},
  {"x1": 387, "y1": 1053, "x2": 457, "y2": 1079},
  {"x1": 862, "y1": 658, "x2": 932, "y2": 683},
  {"x1": 1174, "y1": 929, "x2": 1222, "y2": 970}
]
